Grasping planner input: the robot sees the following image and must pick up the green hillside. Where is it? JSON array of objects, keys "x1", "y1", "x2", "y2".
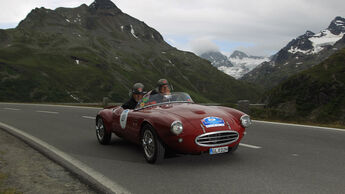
[
  {"x1": 264, "y1": 47, "x2": 345, "y2": 125},
  {"x1": 0, "y1": 1, "x2": 261, "y2": 103}
]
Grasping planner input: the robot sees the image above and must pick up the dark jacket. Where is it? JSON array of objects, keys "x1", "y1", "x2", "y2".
[{"x1": 121, "y1": 97, "x2": 138, "y2": 109}]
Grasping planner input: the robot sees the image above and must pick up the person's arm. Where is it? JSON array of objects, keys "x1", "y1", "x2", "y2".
[{"x1": 121, "y1": 100, "x2": 130, "y2": 109}]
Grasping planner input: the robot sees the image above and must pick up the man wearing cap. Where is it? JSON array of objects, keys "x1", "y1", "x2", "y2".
[
  {"x1": 122, "y1": 83, "x2": 145, "y2": 109},
  {"x1": 151, "y1": 78, "x2": 171, "y2": 95},
  {"x1": 147, "y1": 78, "x2": 175, "y2": 104}
]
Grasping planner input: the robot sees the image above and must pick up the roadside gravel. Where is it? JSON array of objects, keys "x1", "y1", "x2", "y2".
[{"x1": 0, "y1": 129, "x2": 97, "y2": 194}]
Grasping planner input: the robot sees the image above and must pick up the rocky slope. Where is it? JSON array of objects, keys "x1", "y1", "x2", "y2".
[
  {"x1": 199, "y1": 51, "x2": 233, "y2": 67},
  {"x1": 0, "y1": 0, "x2": 261, "y2": 103}
]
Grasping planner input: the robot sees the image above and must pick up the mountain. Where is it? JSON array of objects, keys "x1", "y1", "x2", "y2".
[
  {"x1": 0, "y1": 0, "x2": 261, "y2": 103},
  {"x1": 230, "y1": 50, "x2": 263, "y2": 60},
  {"x1": 200, "y1": 50, "x2": 268, "y2": 79},
  {"x1": 223, "y1": 50, "x2": 269, "y2": 79},
  {"x1": 230, "y1": 50, "x2": 249, "y2": 59},
  {"x1": 199, "y1": 51, "x2": 233, "y2": 67},
  {"x1": 264, "y1": 47, "x2": 345, "y2": 124},
  {"x1": 241, "y1": 16, "x2": 345, "y2": 90}
]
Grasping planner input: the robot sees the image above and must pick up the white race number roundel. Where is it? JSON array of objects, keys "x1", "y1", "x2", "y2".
[{"x1": 120, "y1": 109, "x2": 129, "y2": 129}]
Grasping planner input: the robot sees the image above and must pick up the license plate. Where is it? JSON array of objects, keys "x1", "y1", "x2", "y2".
[{"x1": 209, "y1": 146, "x2": 228, "y2": 155}]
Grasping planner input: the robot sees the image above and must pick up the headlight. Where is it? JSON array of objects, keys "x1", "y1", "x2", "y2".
[
  {"x1": 171, "y1": 121, "x2": 183, "y2": 135},
  {"x1": 240, "y1": 115, "x2": 252, "y2": 128}
]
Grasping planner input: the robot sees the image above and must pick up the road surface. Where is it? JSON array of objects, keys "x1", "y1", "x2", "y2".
[{"x1": 0, "y1": 103, "x2": 344, "y2": 194}]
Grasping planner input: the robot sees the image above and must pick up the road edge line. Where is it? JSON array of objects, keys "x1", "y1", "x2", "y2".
[
  {"x1": 253, "y1": 120, "x2": 345, "y2": 132},
  {"x1": 0, "y1": 102, "x2": 102, "y2": 110},
  {"x1": 0, "y1": 122, "x2": 129, "y2": 194}
]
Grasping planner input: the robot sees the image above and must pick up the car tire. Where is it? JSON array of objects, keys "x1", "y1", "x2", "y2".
[
  {"x1": 96, "y1": 117, "x2": 112, "y2": 145},
  {"x1": 228, "y1": 143, "x2": 239, "y2": 154},
  {"x1": 141, "y1": 124, "x2": 165, "y2": 164}
]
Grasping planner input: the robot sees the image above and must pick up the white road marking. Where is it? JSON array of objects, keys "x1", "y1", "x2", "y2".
[
  {"x1": 253, "y1": 120, "x2": 345, "y2": 132},
  {"x1": 36, "y1": 110, "x2": 59, "y2": 114},
  {"x1": 0, "y1": 102, "x2": 102, "y2": 110},
  {"x1": 239, "y1": 143, "x2": 262, "y2": 149},
  {"x1": 82, "y1": 116, "x2": 95, "y2": 120},
  {"x1": 0, "y1": 122, "x2": 129, "y2": 194},
  {"x1": 3, "y1": 108, "x2": 20, "y2": 111}
]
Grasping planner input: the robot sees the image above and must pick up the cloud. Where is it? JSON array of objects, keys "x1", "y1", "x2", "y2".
[
  {"x1": 0, "y1": 0, "x2": 344, "y2": 56},
  {"x1": 115, "y1": 0, "x2": 345, "y2": 56},
  {"x1": 39, "y1": 0, "x2": 93, "y2": 9},
  {"x1": 0, "y1": 0, "x2": 93, "y2": 24},
  {"x1": 0, "y1": 1, "x2": 37, "y2": 24},
  {"x1": 188, "y1": 37, "x2": 219, "y2": 55},
  {"x1": 0, "y1": 22, "x2": 18, "y2": 29}
]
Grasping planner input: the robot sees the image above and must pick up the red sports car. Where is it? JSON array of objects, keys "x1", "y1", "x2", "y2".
[{"x1": 96, "y1": 92, "x2": 251, "y2": 163}]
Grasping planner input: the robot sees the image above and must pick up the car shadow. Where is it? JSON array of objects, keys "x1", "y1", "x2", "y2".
[
  {"x1": 163, "y1": 152, "x2": 244, "y2": 166},
  {"x1": 115, "y1": 138, "x2": 245, "y2": 166},
  {"x1": 88, "y1": 135, "x2": 249, "y2": 166}
]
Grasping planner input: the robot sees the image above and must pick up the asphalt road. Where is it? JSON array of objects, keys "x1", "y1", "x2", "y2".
[{"x1": 0, "y1": 103, "x2": 344, "y2": 194}]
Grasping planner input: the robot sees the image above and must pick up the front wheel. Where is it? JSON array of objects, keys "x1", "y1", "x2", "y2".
[
  {"x1": 96, "y1": 117, "x2": 112, "y2": 145},
  {"x1": 141, "y1": 125, "x2": 165, "y2": 164}
]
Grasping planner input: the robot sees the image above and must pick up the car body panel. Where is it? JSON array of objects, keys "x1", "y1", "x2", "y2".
[{"x1": 97, "y1": 100, "x2": 247, "y2": 154}]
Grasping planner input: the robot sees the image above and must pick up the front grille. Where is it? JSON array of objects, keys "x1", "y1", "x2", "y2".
[{"x1": 195, "y1": 131, "x2": 239, "y2": 147}]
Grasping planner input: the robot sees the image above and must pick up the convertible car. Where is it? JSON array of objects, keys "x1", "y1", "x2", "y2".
[{"x1": 96, "y1": 92, "x2": 251, "y2": 163}]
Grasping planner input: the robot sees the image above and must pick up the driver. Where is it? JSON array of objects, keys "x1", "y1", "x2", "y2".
[
  {"x1": 157, "y1": 78, "x2": 171, "y2": 95},
  {"x1": 148, "y1": 79, "x2": 174, "y2": 103},
  {"x1": 122, "y1": 83, "x2": 145, "y2": 109},
  {"x1": 150, "y1": 78, "x2": 171, "y2": 95}
]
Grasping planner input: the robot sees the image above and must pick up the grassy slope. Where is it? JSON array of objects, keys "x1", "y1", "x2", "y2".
[
  {"x1": 262, "y1": 48, "x2": 345, "y2": 124},
  {"x1": 0, "y1": 19, "x2": 259, "y2": 102},
  {"x1": 0, "y1": 6, "x2": 261, "y2": 103}
]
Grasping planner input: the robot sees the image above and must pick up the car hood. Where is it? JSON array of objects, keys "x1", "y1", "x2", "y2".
[{"x1": 155, "y1": 103, "x2": 238, "y2": 132}]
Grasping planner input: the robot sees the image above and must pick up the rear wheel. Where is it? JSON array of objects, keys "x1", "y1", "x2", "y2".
[
  {"x1": 141, "y1": 125, "x2": 165, "y2": 164},
  {"x1": 96, "y1": 117, "x2": 112, "y2": 145}
]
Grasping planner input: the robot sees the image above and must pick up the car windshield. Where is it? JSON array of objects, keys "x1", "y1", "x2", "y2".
[{"x1": 135, "y1": 92, "x2": 194, "y2": 109}]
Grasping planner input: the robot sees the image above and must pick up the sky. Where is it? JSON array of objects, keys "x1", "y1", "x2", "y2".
[{"x1": 0, "y1": 0, "x2": 344, "y2": 57}]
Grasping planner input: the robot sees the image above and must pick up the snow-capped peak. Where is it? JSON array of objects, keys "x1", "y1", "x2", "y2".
[
  {"x1": 200, "y1": 51, "x2": 233, "y2": 67},
  {"x1": 288, "y1": 17, "x2": 345, "y2": 55},
  {"x1": 304, "y1": 30, "x2": 316, "y2": 37},
  {"x1": 328, "y1": 16, "x2": 345, "y2": 35},
  {"x1": 309, "y1": 29, "x2": 344, "y2": 53},
  {"x1": 229, "y1": 50, "x2": 248, "y2": 59},
  {"x1": 335, "y1": 19, "x2": 345, "y2": 26},
  {"x1": 225, "y1": 52, "x2": 269, "y2": 79}
]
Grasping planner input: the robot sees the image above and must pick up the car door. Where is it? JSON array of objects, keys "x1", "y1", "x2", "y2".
[
  {"x1": 113, "y1": 107, "x2": 139, "y2": 142},
  {"x1": 111, "y1": 107, "x2": 127, "y2": 137},
  {"x1": 124, "y1": 110, "x2": 143, "y2": 143}
]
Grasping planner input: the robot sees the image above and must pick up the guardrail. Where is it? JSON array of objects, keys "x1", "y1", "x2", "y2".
[{"x1": 237, "y1": 100, "x2": 266, "y2": 114}]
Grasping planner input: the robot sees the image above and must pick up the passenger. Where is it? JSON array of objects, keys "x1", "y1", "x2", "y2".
[{"x1": 122, "y1": 83, "x2": 145, "y2": 109}]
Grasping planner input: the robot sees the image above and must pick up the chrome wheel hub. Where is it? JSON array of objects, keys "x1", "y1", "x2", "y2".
[
  {"x1": 143, "y1": 130, "x2": 155, "y2": 158},
  {"x1": 96, "y1": 119, "x2": 105, "y2": 140}
]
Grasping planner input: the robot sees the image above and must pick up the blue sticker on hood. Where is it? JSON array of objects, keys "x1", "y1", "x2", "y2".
[{"x1": 202, "y1": 117, "x2": 225, "y2": 128}]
